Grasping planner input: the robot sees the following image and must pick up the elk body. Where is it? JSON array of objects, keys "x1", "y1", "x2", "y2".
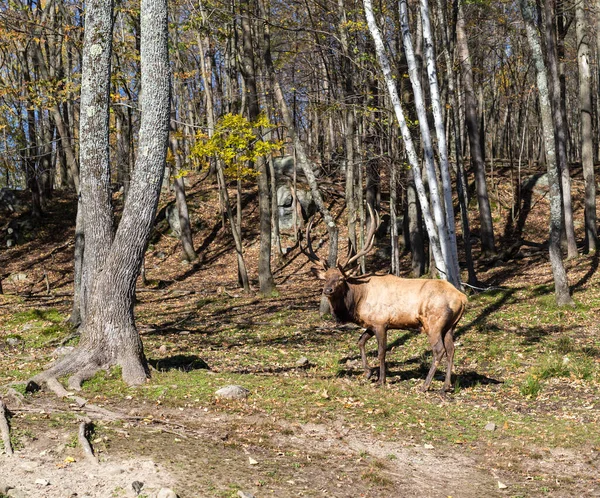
[{"x1": 306, "y1": 207, "x2": 468, "y2": 391}]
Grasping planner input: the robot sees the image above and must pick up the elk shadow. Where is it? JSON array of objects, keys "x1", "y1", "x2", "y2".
[
  {"x1": 149, "y1": 354, "x2": 210, "y2": 372},
  {"x1": 454, "y1": 370, "x2": 502, "y2": 389}
]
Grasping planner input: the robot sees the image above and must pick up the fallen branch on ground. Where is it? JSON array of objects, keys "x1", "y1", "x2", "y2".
[
  {"x1": 78, "y1": 418, "x2": 98, "y2": 465},
  {"x1": 0, "y1": 399, "x2": 13, "y2": 456}
]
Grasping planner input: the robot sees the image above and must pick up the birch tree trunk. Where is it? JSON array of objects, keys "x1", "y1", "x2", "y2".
[
  {"x1": 363, "y1": 0, "x2": 447, "y2": 281},
  {"x1": 519, "y1": 0, "x2": 573, "y2": 306},
  {"x1": 417, "y1": 0, "x2": 461, "y2": 285}
]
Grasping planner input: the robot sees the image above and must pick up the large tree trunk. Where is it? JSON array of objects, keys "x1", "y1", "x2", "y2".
[
  {"x1": 33, "y1": 0, "x2": 171, "y2": 390},
  {"x1": 456, "y1": 2, "x2": 496, "y2": 257},
  {"x1": 576, "y1": 2, "x2": 597, "y2": 253},
  {"x1": 519, "y1": 0, "x2": 573, "y2": 306}
]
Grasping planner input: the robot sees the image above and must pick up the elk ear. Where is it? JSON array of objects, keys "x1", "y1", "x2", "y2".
[{"x1": 310, "y1": 266, "x2": 327, "y2": 280}]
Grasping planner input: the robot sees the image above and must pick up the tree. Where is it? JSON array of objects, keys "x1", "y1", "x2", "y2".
[
  {"x1": 456, "y1": 2, "x2": 496, "y2": 258},
  {"x1": 32, "y1": 0, "x2": 171, "y2": 391},
  {"x1": 576, "y1": 1, "x2": 597, "y2": 253},
  {"x1": 519, "y1": 0, "x2": 573, "y2": 306}
]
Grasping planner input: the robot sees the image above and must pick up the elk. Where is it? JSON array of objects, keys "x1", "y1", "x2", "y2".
[{"x1": 304, "y1": 206, "x2": 467, "y2": 391}]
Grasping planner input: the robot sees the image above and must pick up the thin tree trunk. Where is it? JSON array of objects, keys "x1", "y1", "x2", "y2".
[
  {"x1": 544, "y1": 0, "x2": 577, "y2": 259},
  {"x1": 418, "y1": 0, "x2": 461, "y2": 286},
  {"x1": 456, "y1": 2, "x2": 496, "y2": 257},
  {"x1": 399, "y1": 0, "x2": 461, "y2": 288},
  {"x1": 170, "y1": 116, "x2": 197, "y2": 262},
  {"x1": 436, "y1": 0, "x2": 477, "y2": 285},
  {"x1": 576, "y1": 2, "x2": 597, "y2": 253},
  {"x1": 519, "y1": 0, "x2": 573, "y2": 306},
  {"x1": 239, "y1": 0, "x2": 275, "y2": 295},
  {"x1": 263, "y1": 17, "x2": 338, "y2": 315}
]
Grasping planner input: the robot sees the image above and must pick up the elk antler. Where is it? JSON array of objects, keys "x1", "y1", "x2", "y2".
[
  {"x1": 344, "y1": 203, "x2": 380, "y2": 269},
  {"x1": 302, "y1": 216, "x2": 328, "y2": 270}
]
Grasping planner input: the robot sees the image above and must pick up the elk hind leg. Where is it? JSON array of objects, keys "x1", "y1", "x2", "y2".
[
  {"x1": 442, "y1": 327, "x2": 456, "y2": 392},
  {"x1": 374, "y1": 326, "x2": 388, "y2": 385},
  {"x1": 422, "y1": 334, "x2": 445, "y2": 392},
  {"x1": 358, "y1": 329, "x2": 375, "y2": 379}
]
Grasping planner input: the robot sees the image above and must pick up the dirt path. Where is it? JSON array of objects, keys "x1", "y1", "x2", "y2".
[{"x1": 2, "y1": 397, "x2": 598, "y2": 498}]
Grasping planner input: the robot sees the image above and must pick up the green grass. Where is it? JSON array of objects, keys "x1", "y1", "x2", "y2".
[
  {"x1": 4, "y1": 308, "x2": 70, "y2": 347},
  {"x1": 3, "y1": 280, "x2": 600, "y2": 456}
]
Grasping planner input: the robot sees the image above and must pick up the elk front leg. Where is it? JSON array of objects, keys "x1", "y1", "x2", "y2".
[
  {"x1": 357, "y1": 329, "x2": 375, "y2": 379},
  {"x1": 374, "y1": 326, "x2": 388, "y2": 385}
]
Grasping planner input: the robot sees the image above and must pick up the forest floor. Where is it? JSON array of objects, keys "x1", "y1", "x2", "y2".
[{"x1": 1, "y1": 168, "x2": 600, "y2": 497}]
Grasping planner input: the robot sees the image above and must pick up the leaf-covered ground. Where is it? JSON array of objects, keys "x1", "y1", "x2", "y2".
[{"x1": 1, "y1": 170, "x2": 600, "y2": 497}]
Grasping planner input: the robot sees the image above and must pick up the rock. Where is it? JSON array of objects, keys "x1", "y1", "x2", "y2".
[
  {"x1": 498, "y1": 481, "x2": 508, "y2": 489},
  {"x1": 178, "y1": 330, "x2": 190, "y2": 335},
  {"x1": 6, "y1": 337, "x2": 21, "y2": 347},
  {"x1": 132, "y1": 481, "x2": 144, "y2": 494},
  {"x1": 158, "y1": 345, "x2": 168, "y2": 354},
  {"x1": 165, "y1": 203, "x2": 181, "y2": 237},
  {"x1": 296, "y1": 356, "x2": 309, "y2": 367},
  {"x1": 8, "y1": 273, "x2": 27, "y2": 282},
  {"x1": 276, "y1": 185, "x2": 316, "y2": 231},
  {"x1": 0, "y1": 483, "x2": 13, "y2": 494},
  {"x1": 7, "y1": 488, "x2": 27, "y2": 498},
  {"x1": 34, "y1": 479, "x2": 50, "y2": 486},
  {"x1": 215, "y1": 385, "x2": 250, "y2": 400},
  {"x1": 238, "y1": 491, "x2": 256, "y2": 498},
  {"x1": 157, "y1": 488, "x2": 178, "y2": 498},
  {"x1": 485, "y1": 422, "x2": 496, "y2": 432}
]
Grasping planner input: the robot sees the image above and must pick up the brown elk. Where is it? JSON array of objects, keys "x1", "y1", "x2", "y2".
[{"x1": 305, "y1": 207, "x2": 467, "y2": 391}]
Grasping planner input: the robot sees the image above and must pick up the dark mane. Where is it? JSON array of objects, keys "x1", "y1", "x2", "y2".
[{"x1": 328, "y1": 282, "x2": 358, "y2": 324}]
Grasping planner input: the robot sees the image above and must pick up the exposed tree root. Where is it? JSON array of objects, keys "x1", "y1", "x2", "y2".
[
  {"x1": 0, "y1": 399, "x2": 13, "y2": 456},
  {"x1": 78, "y1": 418, "x2": 99, "y2": 465}
]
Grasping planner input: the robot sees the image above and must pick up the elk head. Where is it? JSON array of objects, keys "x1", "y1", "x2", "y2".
[{"x1": 304, "y1": 204, "x2": 380, "y2": 296}]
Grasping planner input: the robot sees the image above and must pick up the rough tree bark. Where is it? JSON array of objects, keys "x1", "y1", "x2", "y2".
[
  {"x1": 519, "y1": 0, "x2": 573, "y2": 306},
  {"x1": 576, "y1": 2, "x2": 597, "y2": 253},
  {"x1": 543, "y1": 0, "x2": 577, "y2": 259},
  {"x1": 239, "y1": 0, "x2": 275, "y2": 295},
  {"x1": 456, "y1": 2, "x2": 496, "y2": 257},
  {"x1": 32, "y1": 0, "x2": 171, "y2": 390}
]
